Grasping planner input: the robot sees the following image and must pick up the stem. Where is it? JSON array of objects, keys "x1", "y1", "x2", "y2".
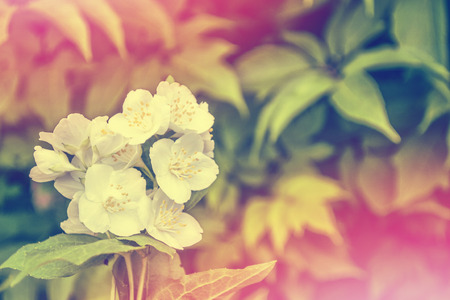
[
  {"x1": 110, "y1": 273, "x2": 116, "y2": 300},
  {"x1": 122, "y1": 252, "x2": 135, "y2": 300},
  {"x1": 136, "y1": 251, "x2": 148, "y2": 300},
  {"x1": 140, "y1": 165, "x2": 158, "y2": 189}
]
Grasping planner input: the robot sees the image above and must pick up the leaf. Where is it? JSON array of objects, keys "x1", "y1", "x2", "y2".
[
  {"x1": 330, "y1": 71, "x2": 400, "y2": 143},
  {"x1": 242, "y1": 198, "x2": 270, "y2": 248},
  {"x1": 356, "y1": 154, "x2": 396, "y2": 215},
  {"x1": 243, "y1": 174, "x2": 345, "y2": 253},
  {"x1": 25, "y1": 52, "x2": 74, "y2": 129},
  {"x1": 83, "y1": 57, "x2": 130, "y2": 119},
  {"x1": 392, "y1": 0, "x2": 448, "y2": 66},
  {"x1": 236, "y1": 44, "x2": 312, "y2": 100},
  {"x1": 392, "y1": 133, "x2": 447, "y2": 208},
  {"x1": 151, "y1": 261, "x2": 276, "y2": 299},
  {"x1": 183, "y1": 188, "x2": 208, "y2": 212},
  {"x1": 282, "y1": 31, "x2": 328, "y2": 65},
  {"x1": 0, "y1": 234, "x2": 148, "y2": 286},
  {"x1": 116, "y1": 234, "x2": 176, "y2": 257},
  {"x1": 27, "y1": 0, "x2": 92, "y2": 61},
  {"x1": 343, "y1": 46, "x2": 450, "y2": 81},
  {"x1": 75, "y1": 0, "x2": 127, "y2": 58},
  {"x1": 0, "y1": 2, "x2": 16, "y2": 45},
  {"x1": 206, "y1": 175, "x2": 239, "y2": 215},
  {"x1": 325, "y1": 1, "x2": 384, "y2": 56},
  {"x1": 251, "y1": 70, "x2": 335, "y2": 160},
  {"x1": 170, "y1": 39, "x2": 248, "y2": 115},
  {"x1": 285, "y1": 235, "x2": 363, "y2": 281},
  {"x1": 418, "y1": 77, "x2": 450, "y2": 133},
  {"x1": 108, "y1": 0, "x2": 175, "y2": 49},
  {"x1": 268, "y1": 70, "x2": 336, "y2": 142}
]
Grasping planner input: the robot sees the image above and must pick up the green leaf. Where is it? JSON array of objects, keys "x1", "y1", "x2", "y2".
[
  {"x1": 268, "y1": 70, "x2": 336, "y2": 142},
  {"x1": 392, "y1": 0, "x2": 448, "y2": 67},
  {"x1": 183, "y1": 189, "x2": 208, "y2": 212},
  {"x1": 252, "y1": 70, "x2": 335, "y2": 159},
  {"x1": 236, "y1": 44, "x2": 311, "y2": 100},
  {"x1": 152, "y1": 261, "x2": 276, "y2": 299},
  {"x1": 330, "y1": 71, "x2": 401, "y2": 143},
  {"x1": 325, "y1": 1, "x2": 384, "y2": 56},
  {"x1": 418, "y1": 82, "x2": 450, "y2": 133},
  {"x1": 27, "y1": 0, "x2": 92, "y2": 61},
  {"x1": 363, "y1": 0, "x2": 375, "y2": 16},
  {"x1": 282, "y1": 31, "x2": 328, "y2": 65},
  {"x1": 343, "y1": 46, "x2": 450, "y2": 81},
  {"x1": 0, "y1": 234, "x2": 147, "y2": 286},
  {"x1": 116, "y1": 234, "x2": 176, "y2": 257}
]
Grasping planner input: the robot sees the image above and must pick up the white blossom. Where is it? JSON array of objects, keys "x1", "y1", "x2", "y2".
[
  {"x1": 140, "y1": 189, "x2": 203, "y2": 249},
  {"x1": 60, "y1": 192, "x2": 95, "y2": 235},
  {"x1": 156, "y1": 81, "x2": 214, "y2": 134},
  {"x1": 108, "y1": 89, "x2": 170, "y2": 145},
  {"x1": 31, "y1": 146, "x2": 80, "y2": 181},
  {"x1": 39, "y1": 113, "x2": 91, "y2": 156},
  {"x1": 78, "y1": 164, "x2": 147, "y2": 236},
  {"x1": 150, "y1": 133, "x2": 219, "y2": 203}
]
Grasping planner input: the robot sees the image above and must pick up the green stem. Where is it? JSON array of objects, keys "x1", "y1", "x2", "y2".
[
  {"x1": 110, "y1": 273, "x2": 116, "y2": 300},
  {"x1": 136, "y1": 251, "x2": 148, "y2": 300},
  {"x1": 140, "y1": 165, "x2": 158, "y2": 189},
  {"x1": 122, "y1": 252, "x2": 135, "y2": 300}
]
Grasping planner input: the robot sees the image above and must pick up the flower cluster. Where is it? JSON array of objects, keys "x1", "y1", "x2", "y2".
[{"x1": 30, "y1": 79, "x2": 218, "y2": 250}]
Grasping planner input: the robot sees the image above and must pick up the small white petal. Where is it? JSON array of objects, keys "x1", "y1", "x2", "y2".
[{"x1": 54, "y1": 173, "x2": 84, "y2": 199}]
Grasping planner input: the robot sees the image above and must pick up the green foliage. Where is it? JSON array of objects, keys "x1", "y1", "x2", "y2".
[{"x1": 0, "y1": 234, "x2": 174, "y2": 288}]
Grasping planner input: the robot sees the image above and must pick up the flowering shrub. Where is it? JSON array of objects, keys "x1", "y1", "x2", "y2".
[{"x1": 0, "y1": 78, "x2": 274, "y2": 299}]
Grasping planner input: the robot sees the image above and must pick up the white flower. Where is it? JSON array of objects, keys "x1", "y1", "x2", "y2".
[
  {"x1": 200, "y1": 130, "x2": 215, "y2": 158},
  {"x1": 31, "y1": 146, "x2": 80, "y2": 180},
  {"x1": 39, "y1": 113, "x2": 91, "y2": 155},
  {"x1": 156, "y1": 81, "x2": 214, "y2": 134},
  {"x1": 108, "y1": 89, "x2": 170, "y2": 145},
  {"x1": 54, "y1": 172, "x2": 84, "y2": 199},
  {"x1": 89, "y1": 116, "x2": 128, "y2": 159},
  {"x1": 78, "y1": 164, "x2": 147, "y2": 236},
  {"x1": 140, "y1": 189, "x2": 203, "y2": 250},
  {"x1": 150, "y1": 133, "x2": 219, "y2": 203},
  {"x1": 60, "y1": 192, "x2": 95, "y2": 235},
  {"x1": 100, "y1": 144, "x2": 144, "y2": 170}
]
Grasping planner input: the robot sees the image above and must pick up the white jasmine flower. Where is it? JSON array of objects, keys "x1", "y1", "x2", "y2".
[
  {"x1": 200, "y1": 130, "x2": 215, "y2": 158},
  {"x1": 39, "y1": 113, "x2": 91, "y2": 155},
  {"x1": 108, "y1": 89, "x2": 170, "y2": 145},
  {"x1": 54, "y1": 172, "x2": 84, "y2": 199},
  {"x1": 29, "y1": 166, "x2": 60, "y2": 183},
  {"x1": 32, "y1": 146, "x2": 80, "y2": 176},
  {"x1": 150, "y1": 133, "x2": 219, "y2": 203},
  {"x1": 78, "y1": 164, "x2": 147, "y2": 236},
  {"x1": 140, "y1": 189, "x2": 203, "y2": 250},
  {"x1": 89, "y1": 116, "x2": 128, "y2": 159},
  {"x1": 60, "y1": 192, "x2": 95, "y2": 235},
  {"x1": 156, "y1": 81, "x2": 214, "y2": 134},
  {"x1": 100, "y1": 144, "x2": 144, "y2": 170}
]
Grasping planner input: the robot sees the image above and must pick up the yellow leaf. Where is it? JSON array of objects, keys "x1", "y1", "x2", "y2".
[
  {"x1": 75, "y1": 0, "x2": 126, "y2": 58},
  {"x1": 0, "y1": 2, "x2": 16, "y2": 45},
  {"x1": 357, "y1": 154, "x2": 396, "y2": 215},
  {"x1": 108, "y1": 0, "x2": 175, "y2": 49},
  {"x1": 129, "y1": 57, "x2": 165, "y2": 91},
  {"x1": 276, "y1": 174, "x2": 345, "y2": 202},
  {"x1": 27, "y1": 0, "x2": 92, "y2": 61},
  {"x1": 267, "y1": 200, "x2": 292, "y2": 253},
  {"x1": 152, "y1": 261, "x2": 276, "y2": 300},
  {"x1": 84, "y1": 57, "x2": 131, "y2": 119},
  {"x1": 25, "y1": 52, "x2": 75, "y2": 129},
  {"x1": 392, "y1": 133, "x2": 447, "y2": 209},
  {"x1": 242, "y1": 198, "x2": 270, "y2": 248},
  {"x1": 170, "y1": 39, "x2": 248, "y2": 115}
]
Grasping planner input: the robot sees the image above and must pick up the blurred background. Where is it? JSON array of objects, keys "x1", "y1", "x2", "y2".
[{"x1": 0, "y1": 0, "x2": 449, "y2": 299}]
